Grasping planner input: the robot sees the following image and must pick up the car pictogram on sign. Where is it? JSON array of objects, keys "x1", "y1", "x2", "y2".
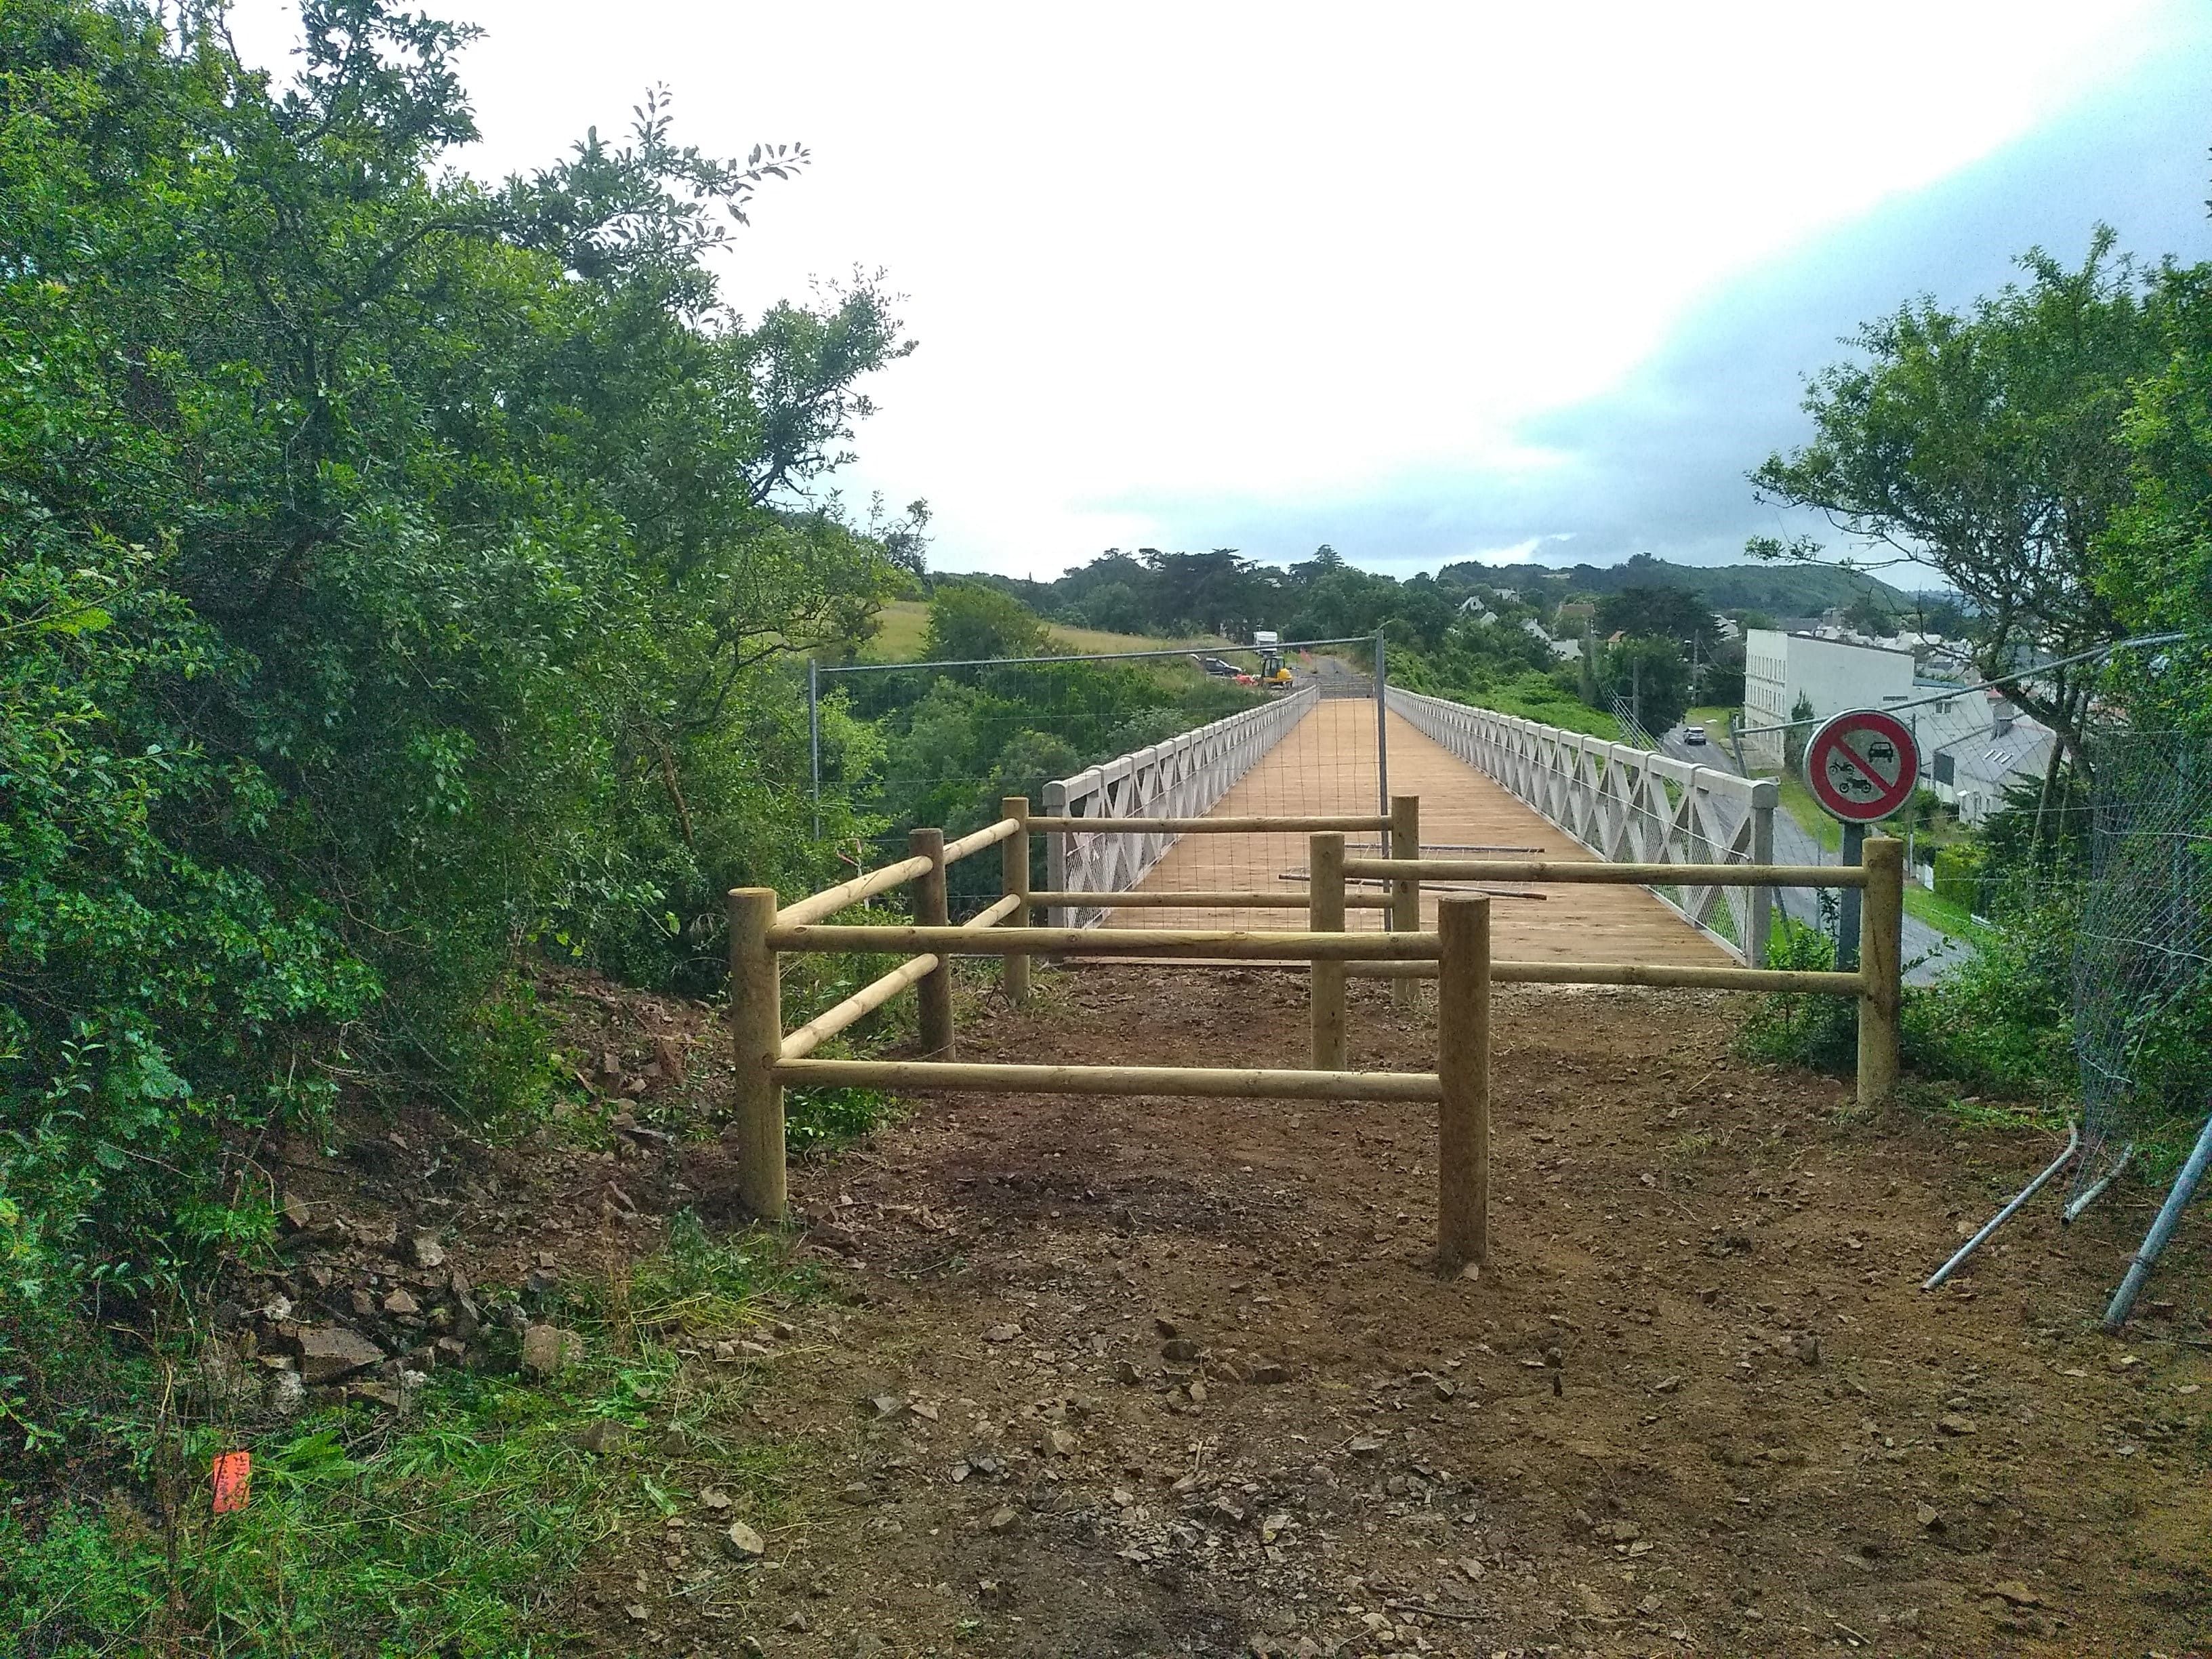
[{"x1": 1804, "y1": 709, "x2": 1919, "y2": 823}]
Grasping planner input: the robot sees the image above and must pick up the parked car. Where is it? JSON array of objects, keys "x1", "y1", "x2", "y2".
[{"x1": 1194, "y1": 656, "x2": 1240, "y2": 678}]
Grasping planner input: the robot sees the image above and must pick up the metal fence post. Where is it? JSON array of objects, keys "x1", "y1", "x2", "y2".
[
  {"x1": 808, "y1": 658, "x2": 822, "y2": 840},
  {"x1": 1042, "y1": 779, "x2": 1069, "y2": 929},
  {"x1": 910, "y1": 827, "x2": 955, "y2": 1058},
  {"x1": 1858, "y1": 835, "x2": 1904, "y2": 1109},
  {"x1": 726, "y1": 888, "x2": 787, "y2": 1220},
  {"x1": 1374, "y1": 628, "x2": 1390, "y2": 817},
  {"x1": 1309, "y1": 831, "x2": 1347, "y2": 1069},
  {"x1": 1390, "y1": 794, "x2": 1422, "y2": 1012},
  {"x1": 1437, "y1": 894, "x2": 1492, "y2": 1275},
  {"x1": 1001, "y1": 796, "x2": 1031, "y2": 1007}
]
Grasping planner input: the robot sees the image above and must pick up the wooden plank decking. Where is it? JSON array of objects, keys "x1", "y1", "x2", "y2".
[{"x1": 1115, "y1": 697, "x2": 1728, "y2": 966}]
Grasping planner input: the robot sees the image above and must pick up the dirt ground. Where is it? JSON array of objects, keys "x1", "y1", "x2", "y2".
[
  {"x1": 609, "y1": 968, "x2": 2209, "y2": 1659},
  {"x1": 274, "y1": 967, "x2": 2212, "y2": 1657}
]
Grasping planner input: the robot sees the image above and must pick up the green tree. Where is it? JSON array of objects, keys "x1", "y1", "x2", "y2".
[
  {"x1": 1595, "y1": 586, "x2": 1721, "y2": 657},
  {"x1": 1841, "y1": 593, "x2": 1896, "y2": 636},
  {"x1": 1595, "y1": 637, "x2": 1692, "y2": 734},
  {"x1": 1748, "y1": 231, "x2": 2167, "y2": 764},
  {"x1": 2098, "y1": 259, "x2": 2212, "y2": 734},
  {"x1": 924, "y1": 583, "x2": 1050, "y2": 661},
  {"x1": 1, "y1": 0, "x2": 913, "y2": 1427}
]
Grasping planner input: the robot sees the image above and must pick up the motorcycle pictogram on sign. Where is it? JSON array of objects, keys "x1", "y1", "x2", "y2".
[{"x1": 1803, "y1": 709, "x2": 1919, "y2": 824}]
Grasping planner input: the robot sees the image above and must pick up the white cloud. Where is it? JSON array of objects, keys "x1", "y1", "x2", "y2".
[{"x1": 223, "y1": 0, "x2": 2176, "y2": 573}]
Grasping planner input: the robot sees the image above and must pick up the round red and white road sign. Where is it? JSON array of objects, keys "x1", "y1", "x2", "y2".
[{"x1": 1804, "y1": 708, "x2": 1919, "y2": 823}]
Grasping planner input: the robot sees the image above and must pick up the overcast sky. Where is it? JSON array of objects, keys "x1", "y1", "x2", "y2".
[{"x1": 228, "y1": 1, "x2": 2212, "y2": 579}]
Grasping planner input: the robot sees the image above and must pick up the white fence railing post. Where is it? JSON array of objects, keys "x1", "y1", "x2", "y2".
[
  {"x1": 1384, "y1": 687, "x2": 1772, "y2": 964},
  {"x1": 1046, "y1": 686, "x2": 1319, "y2": 919}
]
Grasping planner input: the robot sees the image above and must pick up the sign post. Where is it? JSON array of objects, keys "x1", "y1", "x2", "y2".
[{"x1": 1803, "y1": 709, "x2": 1919, "y2": 969}]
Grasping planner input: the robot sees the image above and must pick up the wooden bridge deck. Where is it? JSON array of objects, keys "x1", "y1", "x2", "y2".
[{"x1": 1118, "y1": 697, "x2": 1729, "y2": 965}]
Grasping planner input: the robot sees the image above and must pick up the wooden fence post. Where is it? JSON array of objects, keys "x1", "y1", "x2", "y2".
[
  {"x1": 1390, "y1": 793, "x2": 1422, "y2": 1011},
  {"x1": 911, "y1": 826, "x2": 955, "y2": 1058},
  {"x1": 1437, "y1": 893, "x2": 1492, "y2": 1275},
  {"x1": 1857, "y1": 834, "x2": 1903, "y2": 1109},
  {"x1": 1001, "y1": 796, "x2": 1031, "y2": 1007},
  {"x1": 1309, "y1": 831, "x2": 1347, "y2": 1069},
  {"x1": 727, "y1": 887, "x2": 787, "y2": 1221}
]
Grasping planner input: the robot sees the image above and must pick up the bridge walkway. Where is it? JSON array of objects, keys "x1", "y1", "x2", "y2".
[{"x1": 1122, "y1": 697, "x2": 1729, "y2": 965}]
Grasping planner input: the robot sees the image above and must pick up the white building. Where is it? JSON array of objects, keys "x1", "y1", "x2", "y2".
[{"x1": 1740, "y1": 630, "x2": 1917, "y2": 771}]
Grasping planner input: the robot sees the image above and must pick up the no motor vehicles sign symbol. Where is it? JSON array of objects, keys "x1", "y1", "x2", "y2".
[{"x1": 1805, "y1": 708, "x2": 1918, "y2": 823}]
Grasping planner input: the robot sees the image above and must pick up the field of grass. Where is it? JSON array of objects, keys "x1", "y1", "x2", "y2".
[{"x1": 857, "y1": 600, "x2": 1231, "y2": 666}]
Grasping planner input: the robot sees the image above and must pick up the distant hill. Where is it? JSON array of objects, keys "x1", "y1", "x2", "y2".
[{"x1": 1438, "y1": 552, "x2": 1917, "y2": 617}]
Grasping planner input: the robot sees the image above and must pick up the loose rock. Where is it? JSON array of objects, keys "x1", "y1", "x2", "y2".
[
  {"x1": 520, "y1": 1324, "x2": 579, "y2": 1377},
  {"x1": 295, "y1": 1326, "x2": 385, "y2": 1385},
  {"x1": 723, "y1": 1521, "x2": 766, "y2": 1559}
]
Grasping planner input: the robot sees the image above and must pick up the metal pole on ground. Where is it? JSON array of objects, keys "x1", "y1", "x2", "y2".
[
  {"x1": 1374, "y1": 628, "x2": 1390, "y2": 818},
  {"x1": 1437, "y1": 894, "x2": 1492, "y2": 1275},
  {"x1": 1857, "y1": 835, "x2": 1904, "y2": 1109},
  {"x1": 1390, "y1": 794, "x2": 1422, "y2": 1012},
  {"x1": 2104, "y1": 1109, "x2": 2212, "y2": 1332},
  {"x1": 910, "y1": 827, "x2": 955, "y2": 1057},
  {"x1": 1001, "y1": 796, "x2": 1031, "y2": 1007},
  {"x1": 1309, "y1": 832, "x2": 1347, "y2": 1069},
  {"x1": 726, "y1": 888, "x2": 787, "y2": 1220}
]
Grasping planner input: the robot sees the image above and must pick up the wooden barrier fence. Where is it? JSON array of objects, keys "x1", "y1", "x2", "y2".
[
  {"x1": 727, "y1": 796, "x2": 1905, "y2": 1278},
  {"x1": 1307, "y1": 832, "x2": 1906, "y2": 1108}
]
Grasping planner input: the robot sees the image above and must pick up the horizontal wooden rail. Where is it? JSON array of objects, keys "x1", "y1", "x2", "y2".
[
  {"x1": 781, "y1": 952, "x2": 940, "y2": 1060},
  {"x1": 769, "y1": 924, "x2": 1443, "y2": 960},
  {"x1": 945, "y1": 817, "x2": 1022, "y2": 863},
  {"x1": 1030, "y1": 813, "x2": 1390, "y2": 834},
  {"x1": 1340, "y1": 856, "x2": 1868, "y2": 888},
  {"x1": 1028, "y1": 888, "x2": 1393, "y2": 909},
  {"x1": 965, "y1": 890, "x2": 1024, "y2": 928},
  {"x1": 773, "y1": 1056, "x2": 1442, "y2": 1103},
  {"x1": 777, "y1": 855, "x2": 935, "y2": 926},
  {"x1": 1344, "y1": 960, "x2": 1864, "y2": 993}
]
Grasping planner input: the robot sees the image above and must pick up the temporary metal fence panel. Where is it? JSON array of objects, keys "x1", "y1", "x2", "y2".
[{"x1": 1384, "y1": 687, "x2": 1778, "y2": 965}]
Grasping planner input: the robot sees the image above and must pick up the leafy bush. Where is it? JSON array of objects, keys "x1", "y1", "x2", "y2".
[
  {"x1": 1, "y1": 0, "x2": 910, "y2": 1448},
  {"x1": 1736, "y1": 918, "x2": 1857, "y2": 1076},
  {"x1": 1931, "y1": 843, "x2": 1988, "y2": 914}
]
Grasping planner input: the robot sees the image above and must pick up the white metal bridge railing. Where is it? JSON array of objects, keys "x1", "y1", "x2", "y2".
[
  {"x1": 1385, "y1": 687, "x2": 1778, "y2": 966},
  {"x1": 1042, "y1": 686, "x2": 1319, "y2": 924}
]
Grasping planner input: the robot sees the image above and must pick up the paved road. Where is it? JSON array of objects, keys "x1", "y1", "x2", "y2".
[{"x1": 1660, "y1": 725, "x2": 1968, "y2": 985}]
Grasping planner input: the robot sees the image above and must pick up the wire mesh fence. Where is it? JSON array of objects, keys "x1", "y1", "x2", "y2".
[{"x1": 2068, "y1": 729, "x2": 2212, "y2": 1202}]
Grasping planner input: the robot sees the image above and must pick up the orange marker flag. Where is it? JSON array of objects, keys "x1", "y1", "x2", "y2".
[{"x1": 211, "y1": 1450, "x2": 251, "y2": 1513}]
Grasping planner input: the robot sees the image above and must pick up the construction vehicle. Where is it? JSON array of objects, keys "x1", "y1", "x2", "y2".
[{"x1": 1252, "y1": 630, "x2": 1294, "y2": 690}]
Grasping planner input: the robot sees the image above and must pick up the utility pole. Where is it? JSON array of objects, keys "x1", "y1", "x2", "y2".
[{"x1": 1631, "y1": 653, "x2": 1643, "y2": 735}]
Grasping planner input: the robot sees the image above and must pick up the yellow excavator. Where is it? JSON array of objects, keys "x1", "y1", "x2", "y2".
[{"x1": 1254, "y1": 631, "x2": 1294, "y2": 691}]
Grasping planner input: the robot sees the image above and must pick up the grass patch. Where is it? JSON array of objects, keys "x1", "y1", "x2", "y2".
[
  {"x1": 2, "y1": 1216, "x2": 821, "y2": 1656},
  {"x1": 1902, "y1": 882, "x2": 1990, "y2": 943},
  {"x1": 1774, "y1": 772, "x2": 1845, "y2": 855},
  {"x1": 859, "y1": 600, "x2": 1229, "y2": 667}
]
